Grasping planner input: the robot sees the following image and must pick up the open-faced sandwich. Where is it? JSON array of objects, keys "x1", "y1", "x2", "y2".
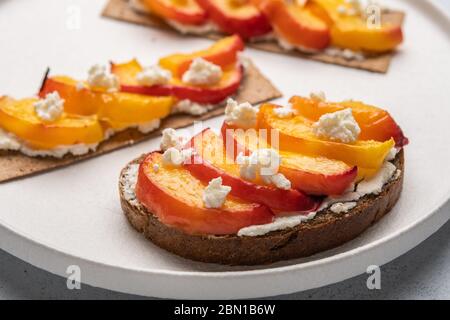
[
  {"x1": 104, "y1": 0, "x2": 404, "y2": 72},
  {"x1": 0, "y1": 36, "x2": 280, "y2": 182},
  {"x1": 119, "y1": 92, "x2": 408, "y2": 265}
]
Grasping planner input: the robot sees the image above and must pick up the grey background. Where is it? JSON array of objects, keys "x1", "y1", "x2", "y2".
[{"x1": 0, "y1": 0, "x2": 449, "y2": 300}]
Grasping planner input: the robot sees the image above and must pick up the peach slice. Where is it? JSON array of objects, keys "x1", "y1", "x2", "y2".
[
  {"x1": 253, "y1": 0, "x2": 330, "y2": 51},
  {"x1": 221, "y1": 122, "x2": 357, "y2": 195},
  {"x1": 112, "y1": 59, "x2": 243, "y2": 104},
  {"x1": 183, "y1": 128, "x2": 319, "y2": 212},
  {"x1": 310, "y1": 0, "x2": 403, "y2": 52},
  {"x1": 289, "y1": 95, "x2": 408, "y2": 147},
  {"x1": 196, "y1": 0, "x2": 272, "y2": 39},
  {"x1": 136, "y1": 151, "x2": 274, "y2": 235},
  {"x1": 39, "y1": 76, "x2": 175, "y2": 131},
  {"x1": 0, "y1": 96, "x2": 103, "y2": 149},
  {"x1": 257, "y1": 103, "x2": 395, "y2": 169},
  {"x1": 141, "y1": 0, "x2": 208, "y2": 25},
  {"x1": 158, "y1": 35, "x2": 245, "y2": 77}
]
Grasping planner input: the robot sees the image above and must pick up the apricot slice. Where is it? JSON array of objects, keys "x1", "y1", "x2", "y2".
[
  {"x1": 0, "y1": 96, "x2": 103, "y2": 149},
  {"x1": 184, "y1": 128, "x2": 318, "y2": 212},
  {"x1": 112, "y1": 59, "x2": 243, "y2": 104},
  {"x1": 136, "y1": 151, "x2": 274, "y2": 235},
  {"x1": 253, "y1": 0, "x2": 330, "y2": 51},
  {"x1": 39, "y1": 76, "x2": 175, "y2": 130},
  {"x1": 142, "y1": 0, "x2": 208, "y2": 25},
  {"x1": 310, "y1": 0, "x2": 403, "y2": 52},
  {"x1": 196, "y1": 0, "x2": 272, "y2": 39},
  {"x1": 289, "y1": 95, "x2": 408, "y2": 147},
  {"x1": 257, "y1": 103, "x2": 395, "y2": 169},
  {"x1": 221, "y1": 122, "x2": 357, "y2": 195},
  {"x1": 158, "y1": 35, "x2": 245, "y2": 77}
]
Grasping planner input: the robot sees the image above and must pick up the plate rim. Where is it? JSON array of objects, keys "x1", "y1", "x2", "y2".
[{"x1": 0, "y1": 0, "x2": 449, "y2": 298}]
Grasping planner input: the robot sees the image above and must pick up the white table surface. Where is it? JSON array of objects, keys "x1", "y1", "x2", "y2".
[{"x1": 0, "y1": 0, "x2": 449, "y2": 300}]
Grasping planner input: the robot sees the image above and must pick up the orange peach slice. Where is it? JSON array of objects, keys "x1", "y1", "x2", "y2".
[
  {"x1": 310, "y1": 0, "x2": 403, "y2": 52},
  {"x1": 196, "y1": 0, "x2": 272, "y2": 39},
  {"x1": 112, "y1": 59, "x2": 243, "y2": 104},
  {"x1": 136, "y1": 151, "x2": 274, "y2": 235},
  {"x1": 221, "y1": 122, "x2": 357, "y2": 195},
  {"x1": 39, "y1": 76, "x2": 175, "y2": 131},
  {"x1": 289, "y1": 95, "x2": 408, "y2": 147},
  {"x1": 142, "y1": 0, "x2": 208, "y2": 25},
  {"x1": 158, "y1": 35, "x2": 245, "y2": 77},
  {"x1": 0, "y1": 96, "x2": 103, "y2": 149},
  {"x1": 253, "y1": 0, "x2": 330, "y2": 51},
  {"x1": 184, "y1": 128, "x2": 319, "y2": 211},
  {"x1": 257, "y1": 103, "x2": 395, "y2": 169}
]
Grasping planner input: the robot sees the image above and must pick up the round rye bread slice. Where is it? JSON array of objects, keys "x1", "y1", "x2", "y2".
[{"x1": 119, "y1": 151, "x2": 404, "y2": 266}]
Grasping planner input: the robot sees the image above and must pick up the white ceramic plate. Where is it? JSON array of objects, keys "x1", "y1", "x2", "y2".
[{"x1": 0, "y1": 0, "x2": 449, "y2": 299}]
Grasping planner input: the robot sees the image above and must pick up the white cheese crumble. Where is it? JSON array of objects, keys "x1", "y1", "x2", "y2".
[
  {"x1": 385, "y1": 147, "x2": 399, "y2": 161},
  {"x1": 160, "y1": 128, "x2": 186, "y2": 151},
  {"x1": 273, "y1": 105, "x2": 297, "y2": 118},
  {"x1": 87, "y1": 64, "x2": 119, "y2": 92},
  {"x1": 237, "y1": 149, "x2": 291, "y2": 190},
  {"x1": 330, "y1": 202, "x2": 357, "y2": 214},
  {"x1": 162, "y1": 147, "x2": 194, "y2": 167},
  {"x1": 312, "y1": 108, "x2": 361, "y2": 143},
  {"x1": 153, "y1": 163, "x2": 160, "y2": 173},
  {"x1": 182, "y1": 58, "x2": 223, "y2": 86},
  {"x1": 33, "y1": 92, "x2": 64, "y2": 122},
  {"x1": 310, "y1": 91, "x2": 326, "y2": 102},
  {"x1": 202, "y1": 177, "x2": 232, "y2": 209},
  {"x1": 136, "y1": 65, "x2": 172, "y2": 86},
  {"x1": 224, "y1": 98, "x2": 258, "y2": 129}
]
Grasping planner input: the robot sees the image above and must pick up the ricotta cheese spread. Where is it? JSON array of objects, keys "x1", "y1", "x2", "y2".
[
  {"x1": 312, "y1": 108, "x2": 361, "y2": 143},
  {"x1": 202, "y1": 177, "x2": 232, "y2": 209},
  {"x1": 224, "y1": 98, "x2": 258, "y2": 129},
  {"x1": 136, "y1": 65, "x2": 172, "y2": 86},
  {"x1": 87, "y1": 64, "x2": 119, "y2": 92},
  {"x1": 33, "y1": 91, "x2": 64, "y2": 122},
  {"x1": 123, "y1": 163, "x2": 140, "y2": 207},
  {"x1": 0, "y1": 129, "x2": 98, "y2": 158},
  {"x1": 172, "y1": 99, "x2": 217, "y2": 116},
  {"x1": 325, "y1": 47, "x2": 365, "y2": 61},
  {"x1": 166, "y1": 20, "x2": 219, "y2": 35},
  {"x1": 182, "y1": 58, "x2": 223, "y2": 86},
  {"x1": 136, "y1": 119, "x2": 161, "y2": 134},
  {"x1": 160, "y1": 128, "x2": 186, "y2": 151}
]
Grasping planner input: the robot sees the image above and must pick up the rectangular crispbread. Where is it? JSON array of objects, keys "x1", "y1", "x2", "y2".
[
  {"x1": 101, "y1": 0, "x2": 405, "y2": 73},
  {"x1": 0, "y1": 61, "x2": 280, "y2": 183}
]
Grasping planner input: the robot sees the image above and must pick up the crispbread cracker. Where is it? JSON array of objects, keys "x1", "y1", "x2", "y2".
[{"x1": 0, "y1": 61, "x2": 280, "y2": 183}]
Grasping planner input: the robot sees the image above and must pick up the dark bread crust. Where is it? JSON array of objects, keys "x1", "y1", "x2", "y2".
[{"x1": 119, "y1": 151, "x2": 404, "y2": 265}]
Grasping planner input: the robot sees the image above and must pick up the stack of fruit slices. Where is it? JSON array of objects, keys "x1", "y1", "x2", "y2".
[
  {"x1": 131, "y1": 93, "x2": 408, "y2": 236},
  {"x1": 138, "y1": 0, "x2": 403, "y2": 54},
  {"x1": 0, "y1": 36, "x2": 246, "y2": 158}
]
